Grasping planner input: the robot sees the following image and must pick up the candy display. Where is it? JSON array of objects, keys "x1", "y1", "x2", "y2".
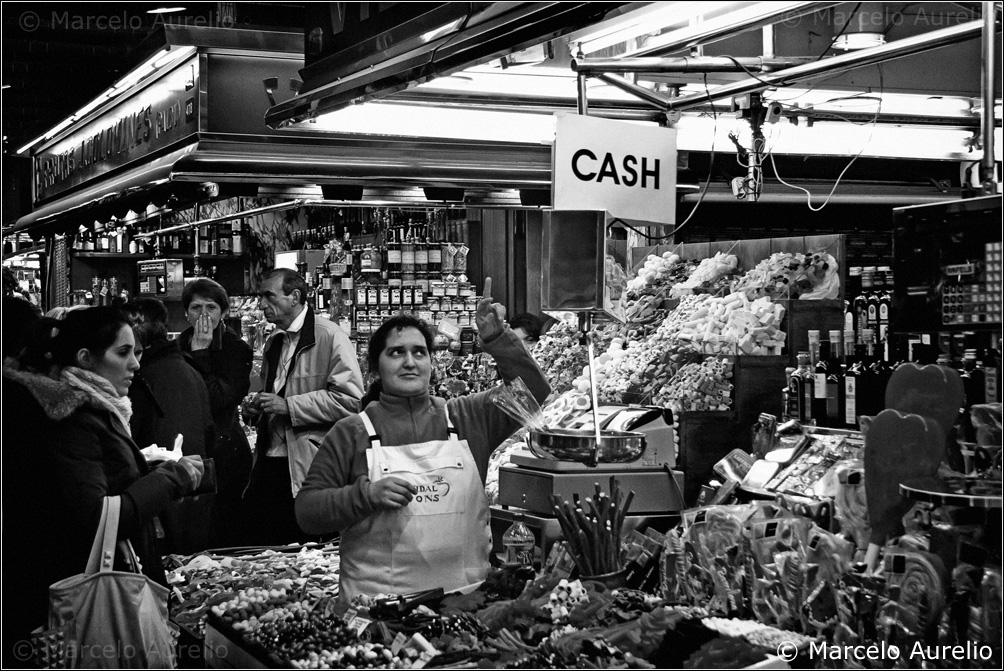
[
  {"x1": 731, "y1": 251, "x2": 840, "y2": 301},
  {"x1": 532, "y1": 244, "x2": 841, "y2": 406},
  {"x1": 671, "y1": 252, "x2": 740, "y2": 297},
  {"x1": 166, "y1": 545, "x2": 341, "y2": 637},
  {"x1": 171, "y1": 474, "x2": 999, "y2": 671},
  {"x1": 196, "y1": 564, "x2": 809, "y2": 670}
]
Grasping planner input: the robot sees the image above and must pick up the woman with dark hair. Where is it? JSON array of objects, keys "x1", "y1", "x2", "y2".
[
  {"x1": 178, "y1": 277, "x2": 254, "y2": 547},
  {"x1": 1, "y1": 307, "x2": 204, "y2": 657},
  {"x1": 510, "y1": 312, "x2": 556, "y2": 350},
  {"x1": 296, "y1": 278, "x2": 550, "y2": 601}
]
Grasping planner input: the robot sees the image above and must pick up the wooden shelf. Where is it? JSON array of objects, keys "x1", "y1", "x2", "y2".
[
  {"x1": 72, "y1": 252, "x2": 244, "y2": 262},
  {"x1": 72, "y1": 252, "x2": 152, "y2": 260}
]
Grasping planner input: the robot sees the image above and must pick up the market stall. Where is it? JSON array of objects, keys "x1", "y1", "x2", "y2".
[
  {"x1": 157, "y1": 205, "x2": 1001, "y2": 669},
  {"x1": 8, "y1": 5, "x2": 1001, "y2": 670}
]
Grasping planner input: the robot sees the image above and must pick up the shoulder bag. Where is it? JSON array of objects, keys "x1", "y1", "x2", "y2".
[{"x1": 33, "y1": 496, "x2": 177, "y2": 668}]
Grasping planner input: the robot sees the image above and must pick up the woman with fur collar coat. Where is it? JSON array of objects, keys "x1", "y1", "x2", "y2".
[{"x1": 1, "y1": 307, "x2": 204, "y2": 660}]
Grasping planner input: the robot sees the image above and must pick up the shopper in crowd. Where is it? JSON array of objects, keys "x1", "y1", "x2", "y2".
[
  {"x1": 178, "y1": 278, "x2": 254, "y2": 548},
  {"x1": 1, "y1": 295, "x2": 43, "y2": 667},
  {"x1": 44, "y1": 304, "x2": 91, "y2": 320},
  {"x1": 126, "y1": 297, "x2": 216, "y2": 554},
  {"x1": 1, "y1": 307, "x2": 204, "y2": 662},
  {"x1": 296, "y1": 277, "x2": 549, "y2": 601},
  {"x1": 242, "y1": 268, "x2": 364, "y2": 545},
  {"x1": 2, "y1": 294, "x2": 41, "y2": 360},
  {"x1": 509, "y1": 312, "x2": 555, "y2": 350}
]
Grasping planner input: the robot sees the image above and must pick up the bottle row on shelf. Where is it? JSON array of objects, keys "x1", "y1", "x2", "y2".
[
  {"x1": 72, "y1": 220, "x2": 247, "y2": 257},
  {"x1": 785, "y1": 327, "x2": 1002, "y2": 433},
  {"x1": 69, "y1": 276, "x2": 130, "y2": 307},
  {"x1": 844, "y1": 265, "x2": 893, "y2": 345},
  {"x1": 69, "y1": 266, "x2": 225, "y2": 307}
]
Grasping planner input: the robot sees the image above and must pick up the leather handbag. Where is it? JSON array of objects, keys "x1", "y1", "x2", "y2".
[{"x1": 35, "y1": 496, "x2": 176, "y2": 668}]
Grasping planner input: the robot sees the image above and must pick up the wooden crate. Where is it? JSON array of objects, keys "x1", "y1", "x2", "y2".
[
  {"x1": 676, "y1": 410, "x2": 742, "y2": 506},
  {"x1": 782, "y1": 299, "x2": 846, "y2": 365},
  {"x1": 732, "y1": 355, "x2": 788, "y2": 423}
]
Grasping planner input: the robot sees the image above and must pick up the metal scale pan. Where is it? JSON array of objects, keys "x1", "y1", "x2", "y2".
[{"x1": 498, "y1": 405, "x2": 685, "y2": 516}]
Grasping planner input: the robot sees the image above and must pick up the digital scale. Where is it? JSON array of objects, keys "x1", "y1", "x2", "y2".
[{"x1": 491, "y1": 404, "x2": 686, "y2": 562}]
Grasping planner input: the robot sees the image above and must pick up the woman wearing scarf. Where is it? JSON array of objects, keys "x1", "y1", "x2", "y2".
[{"x1": 2, "y1": 306, "x2": 205, "y2": 652}]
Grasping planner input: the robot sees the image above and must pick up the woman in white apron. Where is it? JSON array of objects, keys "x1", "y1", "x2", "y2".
[{"x1": 296, "y1": 278, "x2": 550, "y2": 601}]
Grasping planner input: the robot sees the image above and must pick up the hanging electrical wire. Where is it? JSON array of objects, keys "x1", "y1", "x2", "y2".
[
  {"x1": 614, "y1": 74, "x2": 719, "y2": 242},
  {"x1": 766, "y1": 64, "x2": 885, "y2": 212}
]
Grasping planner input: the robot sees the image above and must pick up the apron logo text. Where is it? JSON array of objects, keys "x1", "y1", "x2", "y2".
[{"x1": 414, "y1": 476, "x2": 450, "y2": 503}]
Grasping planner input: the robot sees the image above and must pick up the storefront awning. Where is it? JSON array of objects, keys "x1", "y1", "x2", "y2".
[
  {"x1": 8, "y1": 145, "x2": 199, "y2": 238},
  {"x1": 9, "y1": 134, "x2": 555, "y2": 238},
  {"x1": 175, "y1": 134, "x2": 553, "y2": 190}
]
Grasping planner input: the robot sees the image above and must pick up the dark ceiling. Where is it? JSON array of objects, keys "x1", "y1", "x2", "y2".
[
  {"x1": 2, "y1": 2, "x2": 306, "y2": 154},
  {"x1": 2, "y1": 2, "x2": 307, "y2": 226}
]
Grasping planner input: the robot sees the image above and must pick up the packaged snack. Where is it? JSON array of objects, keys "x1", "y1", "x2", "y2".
[{"x1": 682, "y1": 506, "x2": 749, "y2": 614}]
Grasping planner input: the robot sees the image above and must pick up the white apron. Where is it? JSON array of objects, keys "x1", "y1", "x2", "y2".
[{"x1": 338, "y1": 406, "x2": 491, "y2": 602}]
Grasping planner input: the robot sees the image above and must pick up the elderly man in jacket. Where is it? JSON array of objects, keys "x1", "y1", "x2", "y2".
[{"x1": 242, "y1": 268, "x2": 364, "y2": 545}]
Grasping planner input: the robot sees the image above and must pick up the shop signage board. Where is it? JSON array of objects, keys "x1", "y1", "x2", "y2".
[
  {"x1": 32, "y1": 56, "x2": 201, "y2": 204},
  {"x1": 553, "y1": 114, "x2": 677, "y2": 225}
]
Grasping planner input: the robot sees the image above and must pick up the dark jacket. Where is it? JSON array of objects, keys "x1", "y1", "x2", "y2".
[
  {"x1": 177, "y1": 325, "x2": 254, "y2": 547},
  {"x1": 177, "y1": 325, "x2": 253, "y2": 457},
  {"x1": 130, "y1": 339, "x2": 215, "y2": 458},
  {"x1": 129, "y1": 339, "x2": 216, "y2": 554},
  {"x1": 2, "y1": 362, "x2": 194, "y2": 654}
]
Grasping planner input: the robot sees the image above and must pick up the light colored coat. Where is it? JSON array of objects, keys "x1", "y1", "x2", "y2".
[{"x1": 255, "y1": 307, "x2": 364, "y2": 496}]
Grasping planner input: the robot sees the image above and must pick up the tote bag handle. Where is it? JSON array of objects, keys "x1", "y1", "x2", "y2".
[{"x1": 83, "y1": 496, "x2": 141, "y2": 575}]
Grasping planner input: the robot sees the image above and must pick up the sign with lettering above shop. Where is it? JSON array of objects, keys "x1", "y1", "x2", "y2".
[
  {"x1": 553, "y1": 113, "x2": 677, "y2": 225},
  {"x1": 32, "y1": 57, "x2": 200, "y2": 203}
]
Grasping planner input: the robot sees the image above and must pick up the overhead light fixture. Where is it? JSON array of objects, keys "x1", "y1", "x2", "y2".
[
  {"x1": 420, "y1": 17, "x2": 464, "y2": 43},
  {"x1": 566, "y1": 1, "x2": 741, "y2": 55},
  {"x1": 147, "y1": 7, "x2": 186, "y2": 15},
  {"x1": 833, "y1": 3, "x2": 887, "y2": 51}
]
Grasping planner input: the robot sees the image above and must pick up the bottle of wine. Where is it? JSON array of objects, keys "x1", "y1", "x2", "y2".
[
  {"x1": 341, "y1": 231, "x2": 354, "y2": 327},
  {"x1": 387, "y1": 226, "x2": 402, "y2": 288},
  {"x1": 782, "y1": 366, "x2": 798, "y2": 422},
  {"x1": 877, "y1": 266, "x2": 893, "y2": 356},
  {"x1": 415, "y1": 220, "x2": 429, "y2": 277},
  {"x1": 855, "y1": 268, "x2": 874, "y2": 343},
  {"x1": 428, "y1": 221, "x2": 442, "y2": 280},
  {"x1": 983, "y1": 343, "x2": 1001, "y2": 403},
  {"x1": 961, "y1": 348, "x2": 985, "y2": 442},
  {"x1": 846, "y1": 266, "x2": 862, "y2": 334},
  {"x1": 232, "y1": 220, "x2": 245, "y2": 255},
  {"x1": 829, "y1": 329, "x2": 843, "y2": 364},
  {"x1": 844, "y1": 344, "x2": 865, "y2": 430},
  {"x1": 791, "y1": 352, "x2": 814, "y2": 425},
  {"x1": 856, "y1": 329, "x2": 877, "y2": 417},
  {"x1": 305, "y1": 272, "x2": 317, "y2": 310},
  {"x1": 864, "y1": 329, "x2": 891, "y2": 417},
  {"x1": 825, "y1": 336, "x2": 843, "y2": 427},
  {"x1": 807, "y1": 330, "x2": 821, "y2": 368},
  {"x1": 813, "y1": 340, "x2": 832, "y2": 427},
  {"x1": 865, "y1": 267, "x2": 881, "y2": 347},
  {"x1": 401, "y1": 222, "x2": 416, "y2": 285}
]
